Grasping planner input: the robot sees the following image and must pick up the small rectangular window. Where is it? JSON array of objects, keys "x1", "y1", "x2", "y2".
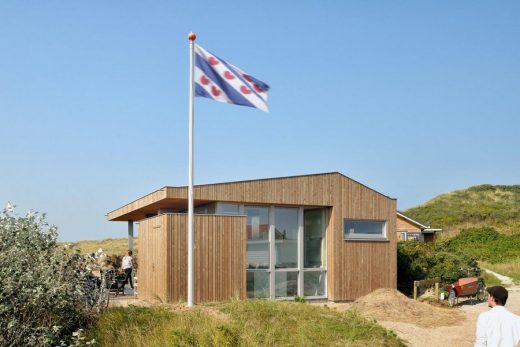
[
  {"x1": 194, "y1": 203, "x2": 216, "y2": 214},
  {"x1": 344, "y1": 220, "x2": 386, "y2": 240},
  {"x1": 218, "y1": 203, "x2": 240, "y2": 215}
]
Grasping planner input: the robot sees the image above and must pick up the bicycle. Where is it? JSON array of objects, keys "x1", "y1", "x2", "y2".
[{"x1": 84, "y1": 271, "x2": 110, "y2": 312}]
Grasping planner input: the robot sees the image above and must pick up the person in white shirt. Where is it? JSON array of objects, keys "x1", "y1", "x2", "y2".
[
  {"x1": 475, "y1": 285, "x2": 520, "y2": 347},
  {"x1": 119, "y1": 250, "x2": 134, "y2": 291}
]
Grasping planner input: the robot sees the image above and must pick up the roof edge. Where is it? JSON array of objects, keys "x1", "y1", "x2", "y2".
[
  {"x1": 106, "y1": 187, "x2": 168, "y2": 218},
  {"x1": 397, "y1": 211, "x2": 429, "y2": 229},
  {"x1": 108, "y1": 171, "x2": 397, "y2": 219},
  {"x1": 164, "y1": 171, "x2": 396, "y2": 201}
]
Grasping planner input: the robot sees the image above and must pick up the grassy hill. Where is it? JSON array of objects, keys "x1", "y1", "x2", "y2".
[
  {"x1": 63, "y1": 237, "x2": 137, "y2": 255},
  {"x1": 89, "y1": 300, "x2": 404, "y2": 346},
  {"x1": 404, "y1": 184, "x2": 520, "y2": 235}
]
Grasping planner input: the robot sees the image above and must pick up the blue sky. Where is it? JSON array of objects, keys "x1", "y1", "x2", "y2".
[{"x1": 1, "y1": 1, "x2": 518, "y2": 241}]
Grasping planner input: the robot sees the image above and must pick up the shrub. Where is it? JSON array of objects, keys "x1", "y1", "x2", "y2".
[
  {"x1": 397, "y1": 241, "x2": 479, "y2": 295},
  {"x1": 445, "y1": 227, "x2": 520, "y2": 263},
  {"x1": 0, "y1": 204, "x2": 98, "y2": 346}
]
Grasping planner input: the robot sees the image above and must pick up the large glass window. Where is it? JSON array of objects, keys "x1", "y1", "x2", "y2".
[
  {"x1": 246, "y1": 206, "x2": 269, "y2": 270},
  {"x1": 275, "y1": 272, "x2": 298, "y2": 298},
  {"x1": 246, "y1": 207, "x2": 269, "y2": 241},
  {"x1": 275, "y1": 208, "x2": 298, "y2": 269},
  {"x1": 247, "y1": 271, "x2": 270, "y2": 298},
  {"x1": 304, "y1": 209, "x2": 326, "y2": 268},
  {"x1": 304, "y1": 271, "x2": 326, "y2": 297},
  {"x1": 244, "y1": 206, "x2": 327, "y2": 299},
  {"x1": 344, "y1": 220, "x2": 387, "y2": 240},
  {"x1": 246, "y1": 207, "x2": 269, "y2": 298}
]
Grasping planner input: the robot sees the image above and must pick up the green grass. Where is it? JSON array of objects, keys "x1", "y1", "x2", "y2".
[
  {"x1": 404, "y1": 184, "x2": 520, "y2": 234},
  {"x1": 481, "y1": 259, "x2": 520, "y2": 284},
  {"x1": 479, "y1": 269, "x2": 503, "y2": 287},
  {"x1": 88, "y1": 300, "x2": 405, "y2": 347},
  {"x1": 61, "y1": 237, "x2": 138, "y2": 256}
]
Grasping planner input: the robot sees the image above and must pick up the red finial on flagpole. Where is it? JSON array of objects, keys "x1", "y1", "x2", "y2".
[{"x1": 188, "y1": 32, "x2": 196, "y2": 41}]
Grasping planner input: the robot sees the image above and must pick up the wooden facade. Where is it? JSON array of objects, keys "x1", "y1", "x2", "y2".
[
  {"x1": 396, "y1": 212, "x2": 439, "y2": 242},
  {"x1": 397, "y1": 216, "x2": 422, "y2": 232},
  {"x1": 108, "y1": 172, "x2": 397, "y2": 302},
  {"x1": 139, "y1": 214, "x2": 246, "y2": 302}
]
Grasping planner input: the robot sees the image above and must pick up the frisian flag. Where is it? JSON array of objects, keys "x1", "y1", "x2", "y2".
[{"x1": 194, "y1": 44, "x2": 270, "y2": 112}]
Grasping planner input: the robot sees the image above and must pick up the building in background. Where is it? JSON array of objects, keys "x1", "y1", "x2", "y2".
[{"x1": 396, "y1": 211, "x2": 442, "y2": 242}]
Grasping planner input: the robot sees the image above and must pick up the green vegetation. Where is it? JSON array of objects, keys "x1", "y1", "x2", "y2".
[
  {"x1": 404, "y1": 184, "x2": 520, "y2": 234},
  {"x1": 397, "y1": 227, "x2": 520, "y2": 293},
  {"x1": 88, "y1": 301, "x2": 405, "y2": 347},
  {"x1": 0, "y1": 206, "x2": 101, "y2": 346},
  {"x1": 402, "y1": 184, "x2": 520, "y2": 285},
  {"x1": 63, "y1": 237, "x2": 138, "y2": 256},
  {"x1": 479, "y1": 270, "x2": 503, "y2": 287},
  {"x1": 443, "y1": 227, "x2": 520, "y2": 263},
  {"x1": 397, "y1": 241, "x2": 479, "y2": 295},
  {"x1": 481, "y1": 260, "x2": 520, "y2": 283}
]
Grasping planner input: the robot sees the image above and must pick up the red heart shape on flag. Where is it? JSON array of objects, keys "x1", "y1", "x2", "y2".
[
  {"x1": 200, "y1": 75, "x2": 210, "y2": 85},
  {"x1": 211, "y1": 86, "x2": 221, "y2": 97},
  {"x1": 240, "y1": 86, "x2": 251, "y2": 94},
  {"x1": 208, "y1": 56, "x2": 219, "y2": 65},
  {"x1": 243, "y1": 74, "x2": 253, "y2": 82},
  {"x1": 253, "y1": 84, "x2": 263, "y2": 93},
  {"x1": 223, "y1": 71, "x2": 235, "y2": 80}
]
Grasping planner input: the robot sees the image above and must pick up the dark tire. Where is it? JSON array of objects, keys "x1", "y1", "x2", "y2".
[
  {"x1": 448, "y1": 289, "x2": 457, "y2": 307},
  {"x1": 476, "y1": 281, "x2": 486, "y2": 302}
]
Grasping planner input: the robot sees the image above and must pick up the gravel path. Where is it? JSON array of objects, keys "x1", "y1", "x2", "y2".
[
  {"x1": 379, "y1": 271, "x2": 520, "y2": 347},
  {"x1": 484, "y1": 268, "x2": 516, "y2": 286}
]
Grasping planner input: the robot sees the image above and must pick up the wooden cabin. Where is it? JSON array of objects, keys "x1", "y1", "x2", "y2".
[
  {"x1": 107, "y1": 172, "x2": 397, "y2": 303},
  {"x1": 396, "y1": 211, "x2": 442, "y2": 242}
]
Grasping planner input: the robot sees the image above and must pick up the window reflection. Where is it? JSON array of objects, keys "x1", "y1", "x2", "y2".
[
  {"x1": 246, "y1": 207, "x2": 269, "y2": 241},
  {"x1": 275, "y1": 272, "x2": 298, "y2": 298},
  {"x1": 304, "y1": 209, "x2": 326, "y2": 268},
  {"x1": 275, "y1": 208, "x2": 298, "y2": 269}
]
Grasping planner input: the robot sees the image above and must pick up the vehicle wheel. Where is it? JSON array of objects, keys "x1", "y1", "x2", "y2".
[
  {"x1": 476, "y1": 281, "x2": 486, "y2": 302},
  {"x1": 448, "y1": 289, "x2": 457, "y2": 307}
]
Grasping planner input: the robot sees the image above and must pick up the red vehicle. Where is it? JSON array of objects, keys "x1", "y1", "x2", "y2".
[{"x1": 446, "y1": 277, "x2": 486, "y2": 307}]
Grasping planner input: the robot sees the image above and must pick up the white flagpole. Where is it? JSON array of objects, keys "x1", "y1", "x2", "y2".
[{"x1": 187, "y1": 32, "x2": 196, "y2": 307}]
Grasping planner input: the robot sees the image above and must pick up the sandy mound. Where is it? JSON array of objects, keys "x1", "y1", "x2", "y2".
[{"x1": 351, "y1": 288, "x2": 464, "y2": 328}]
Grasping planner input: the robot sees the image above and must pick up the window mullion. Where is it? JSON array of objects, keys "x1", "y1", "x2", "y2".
[
  {"x1": 269, "y1": 206, "x2": 275, "y2": 299},
  {"x1": 298, "y1": 207, "x2": 304, "y2": 297}
]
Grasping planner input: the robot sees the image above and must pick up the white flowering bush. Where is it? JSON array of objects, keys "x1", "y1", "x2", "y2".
[{"x1": 0, "y1": 204, "x2": 99, "y2": 346}]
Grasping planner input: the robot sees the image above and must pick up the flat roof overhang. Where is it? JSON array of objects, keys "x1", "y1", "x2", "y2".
[
  {"x1": 107, "y1": 198, "x2": 214, "y2": 221},
  {"x1": 107, "y1": 187, "x2": 218, "y2": 221}
]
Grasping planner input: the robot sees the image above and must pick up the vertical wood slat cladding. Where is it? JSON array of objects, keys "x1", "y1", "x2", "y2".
[
  {"x1": 111, "y1": 172, "x2": 397, "y2": 301},
  {"x1": 138, "y1": 214, "x2": 246, "y2": 303},
  {"x1": 177, "y1": 174, "x2": 339, "y2": 207},
  {"x1": 138, "y1": 216, "x2": 168, "y2": 302},
  {"x1": 192, "y1": 214, "x2": 246, "y2": 302},
  {"x1": 330, "y1": 177, "x2": 397, "y2": 301}
]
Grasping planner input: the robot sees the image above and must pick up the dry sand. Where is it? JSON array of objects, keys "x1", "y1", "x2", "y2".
[
  {"x1": 350, "y1": 288, "x2": 464, "y2": 328},
  {"x1": 377, "y1": 280, "x2": 520, "y2": 346}
]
